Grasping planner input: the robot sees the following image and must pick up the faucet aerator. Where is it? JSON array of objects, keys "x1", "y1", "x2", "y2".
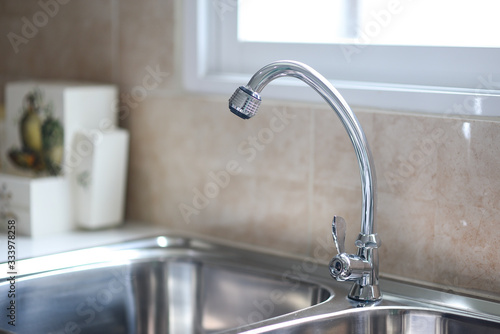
[{"x1": 229, "y1": 86, "x2": 261, "y2": 119}]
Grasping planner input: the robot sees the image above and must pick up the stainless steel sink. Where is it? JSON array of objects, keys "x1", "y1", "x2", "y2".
[
  {"x1": 0, "y1": 235, "x2": 331, "y2": 333},
  {"x1": 1, "y1": 234, "x2": 500, "y2": 334},
  {"x1": 235, "y1": 307, "x2": 500, "y2": 333}
]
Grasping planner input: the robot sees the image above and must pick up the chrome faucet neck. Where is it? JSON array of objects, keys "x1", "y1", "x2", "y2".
[
  {"x1": 246, "y1": 60, "x2": 376, "y2": 236},
  {"x1": 229, "y1": 60, "x2": 381, "y2": 302}
]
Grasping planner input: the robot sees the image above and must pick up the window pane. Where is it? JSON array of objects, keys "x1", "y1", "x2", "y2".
[
  {"x1": 237, "y1": 0, "x2": 357, "y2": 43},
  {"x1": 358, "y1": 0, "x2": 500, "y2": 47},
  {"x1": 238, "y1": 0, "x2": 500, "y2": 47}
]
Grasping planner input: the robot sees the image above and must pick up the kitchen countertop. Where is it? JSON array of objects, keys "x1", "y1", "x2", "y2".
[{"x1": 0, "y1": 221, "x2": 168, "y2": 263}]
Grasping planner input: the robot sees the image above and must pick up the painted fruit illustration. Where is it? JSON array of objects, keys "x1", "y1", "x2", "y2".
[
  {"x1": 20, "y1": 92, "x2": 43, "y2": 153},
  {"x1": 41, "y1": 115, "x2": 64, "y2": 175},
  {"x1": 8, "y1": 89, "x2": 64, "y2": 176}
]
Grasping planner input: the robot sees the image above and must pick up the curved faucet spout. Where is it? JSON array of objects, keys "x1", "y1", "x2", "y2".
[
  {"x1": 230, "y1": 60, "x2": 376, "y2": 236},
  {"x1": 229, "y1": 60, "x2": 382, "y2": 302}
]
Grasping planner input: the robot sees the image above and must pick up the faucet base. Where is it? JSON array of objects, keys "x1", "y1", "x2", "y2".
[{"x1": 348, "y1": 282, "x2": 382, "y2": 303}]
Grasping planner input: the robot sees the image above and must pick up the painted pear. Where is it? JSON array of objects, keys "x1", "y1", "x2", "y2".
[{"x1": 20, "y1": 92, "x2": 42, "y2": 153}]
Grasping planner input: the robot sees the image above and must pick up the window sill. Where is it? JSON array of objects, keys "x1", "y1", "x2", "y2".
[{"x1": 183, "y1": 71, "x2": 500, "y2": 117}]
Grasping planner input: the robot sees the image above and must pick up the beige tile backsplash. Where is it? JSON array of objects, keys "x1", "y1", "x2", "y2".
[{"x1": 1, "y1": 0, "x2": 499, "y2": 297}]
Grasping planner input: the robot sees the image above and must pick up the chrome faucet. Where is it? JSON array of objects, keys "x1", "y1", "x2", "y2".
[{"x1": 228, "y1": 60, "x2": 381, "y2": 303}]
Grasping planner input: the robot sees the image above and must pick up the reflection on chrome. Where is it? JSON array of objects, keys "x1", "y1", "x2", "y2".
[{"x1": 156, "y1": 236, "x2": 169, "y2": 247}]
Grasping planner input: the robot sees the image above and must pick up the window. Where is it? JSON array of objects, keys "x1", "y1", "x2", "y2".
[
  {"x1": 238, "y1": 0, "x2": 500, "y2": 48},
  {"x1": 183, "y1": 0, "x2": 500, "y2": 116}
]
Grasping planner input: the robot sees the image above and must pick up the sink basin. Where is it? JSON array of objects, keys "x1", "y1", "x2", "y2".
[
  {"x1": 1, "y1": 234, "x2": 500, "y2": 334},
  {"x1": 236, "y1": 307, "x2": 500, "y2": 333},
  {"x1": 0, "y1": 236, "x2": 331, "y2": 333}
]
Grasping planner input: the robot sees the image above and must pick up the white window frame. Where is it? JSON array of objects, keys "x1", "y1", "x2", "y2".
[{"x1": 183, "y1": 0, "x2": 500, "y2": 116}]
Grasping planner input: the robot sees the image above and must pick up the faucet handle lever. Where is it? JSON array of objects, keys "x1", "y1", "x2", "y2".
[{"x1": 332, "y1": 216, "x2": 346, "y2": 254}]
